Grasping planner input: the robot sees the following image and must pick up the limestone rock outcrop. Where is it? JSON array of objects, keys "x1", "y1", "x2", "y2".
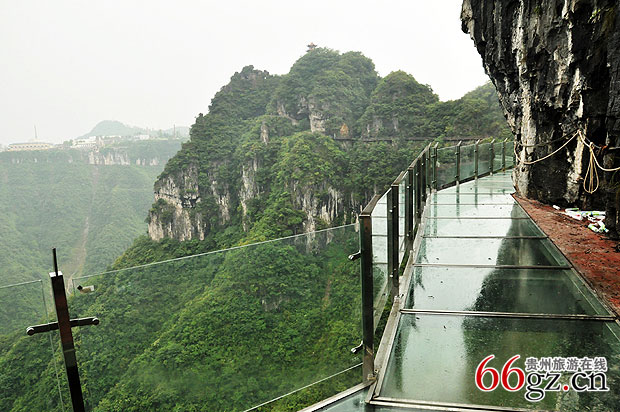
[{"x1": 462, "y1": 0, "x2": 619, "y2": 235}]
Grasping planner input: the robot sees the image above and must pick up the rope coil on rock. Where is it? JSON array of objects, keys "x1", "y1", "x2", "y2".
[
  {"x1": 576, "y1": 131, "x2": 620, "y2": 194},
  {"x1": 515, "y1": 134, "x2": 574, "y2": 148},
  {"x1": 515, "y1": 130, "x2": 620, "y2": 194},
  {"x1": 514, "y1": 131, "x2": 578, "y2": 165}
]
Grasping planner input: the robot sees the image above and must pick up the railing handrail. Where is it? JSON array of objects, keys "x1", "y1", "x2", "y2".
[{"x1": 357, "y1": 138, "x2": 515, "y2": 383}]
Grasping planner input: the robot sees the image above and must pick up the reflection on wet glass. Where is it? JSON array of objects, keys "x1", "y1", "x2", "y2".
[
  {"x1": 416, "y1": 237, "x2": 569, "y2": 266},
  {"x1": 380, "y1": 315, "x2": 620, "y2": 411},
  {"x1": 424, "y1": 218, "x2": 544, "y2": 237},
  {"x1": 429, "y1": 204, "x2": 527, "y2": 218},
  {"x1": 406, "y1": 267, "x2": 609, "y2": 315}
]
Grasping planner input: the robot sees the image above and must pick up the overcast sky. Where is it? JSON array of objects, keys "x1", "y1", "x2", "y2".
[{"x1": 0, "y1": 0, "x2": 489, "y2": 145}]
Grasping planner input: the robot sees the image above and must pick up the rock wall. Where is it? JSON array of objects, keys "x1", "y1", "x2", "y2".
[
  {"x1": 148, "y1": 165, "x2": 205, "y2": 241},
  {"x1": 462, "y1": 0, "x2": 620, "y2": 235},
  {"x1": 0, "y1": 147, "x2": 175, "y2": 166}
]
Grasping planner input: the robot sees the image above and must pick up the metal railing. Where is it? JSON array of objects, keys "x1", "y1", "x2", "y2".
[{"x1": 357, "y1": 138, "x2": 515, "y2": 383}]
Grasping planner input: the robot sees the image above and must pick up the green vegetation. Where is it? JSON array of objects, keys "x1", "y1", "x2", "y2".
[
  {"x1": 0, "y1": 140, "x2": 180, "y2": 331},
  {"x1": 0, "y1": 48, "x2": 513, "y2": 411}
]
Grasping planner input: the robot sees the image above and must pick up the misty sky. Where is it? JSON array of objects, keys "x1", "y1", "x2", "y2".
[{"x1": 0, "y1": 0, "x2": 489, "y2": 145}]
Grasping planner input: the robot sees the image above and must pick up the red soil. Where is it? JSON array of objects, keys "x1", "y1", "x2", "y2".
[{"x1": 514, "y1": 195, "x2": 620, "y2": 316}]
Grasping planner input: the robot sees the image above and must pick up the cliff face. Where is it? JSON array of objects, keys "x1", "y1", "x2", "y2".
[
  {"x1": 462, "y1": 0, "x2": 620, "y2": 235},
  {"x1": 0, "y1": 141, "x2": 181, "y2": 166},
  {"x1": 146, "y1": 49, "x2": 513, "y2": 244}
]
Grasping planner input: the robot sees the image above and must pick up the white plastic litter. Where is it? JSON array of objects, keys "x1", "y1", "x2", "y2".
[
  {"x1": 560, "y1": 208, "x2": 608, "y2": 233},
  {"x1": 563, "y1": 208, "x2": 605, "y2": 223}
]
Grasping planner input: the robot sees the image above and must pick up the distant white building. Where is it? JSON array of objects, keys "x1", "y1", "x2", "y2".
[
  {"x1": 73, "y1": 137, "x2": 99, "y2": 150},
  {"x1": 136, "y1": 134, "x2": 151, "y2": 141},
  {"x1": 7, "y1": 142, "x2": 54, "y2": 151}
]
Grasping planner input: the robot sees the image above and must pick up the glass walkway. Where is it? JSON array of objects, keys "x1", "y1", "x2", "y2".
[{"x1": 307, "y1": 171, "x2": 620, "y2": 412}]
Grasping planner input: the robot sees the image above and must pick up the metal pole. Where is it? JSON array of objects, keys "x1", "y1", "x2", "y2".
[
  {"x1": 359, "y1": 209, "x2": 375, "y2": 383},
  {"x1": 406, "y1": 167, "x2": 414, "y2": 245},
  {"x1": 50, "y1": 249, "x2": 86, "y2": 412},
  {"x1": 490, "y1": 138, "x2": 495, "y2": 175},
  {"x1": 502, "y1": 139, "x2": 507, "y2": 171},
  {"x1": 455, "y1": 141, "x2": 462, "y2": 184},
  {"x1": 433, "y1": 143, "x2": 438, "y2": 190},
  {"x1": 421, "y1": 151, "x2": 427, "y2": 203},
  {"x1": 415, "y1": 162, "x2": 422, "y2": 232},
  {"x1": 474, "y1": 139, "x2": 480, "y2": 179},
  {"x1": 389, "y1": 185, "x2": 399, "y2": 298}
]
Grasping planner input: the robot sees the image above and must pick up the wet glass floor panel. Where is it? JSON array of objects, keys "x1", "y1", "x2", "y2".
[
  {"x1": 424, "y1": 218, "x2": 545, "y2": 237},
  {"x1": 405, "y1": 267, "x2": 609, "y2": 315},
  {"x1": 416, "y1": 238, "x2": 569, "y2": 266},
  {"x1": 366, "y1": 171, "x2": 620, "y2": 411},
  {"x1": 428, "y1": 203, "x2": 528, "y2": 218},
  {"x1": 378, "y1": 314, "x2": 620, "y2": 411},
  {"x1": 431, "y1": 193, "x2": 516, "y2": 204}
]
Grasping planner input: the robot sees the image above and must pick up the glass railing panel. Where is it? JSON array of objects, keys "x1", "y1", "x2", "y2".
[
  {"x1": 416, "y1": 238, "x2": 569, "y2": 266},
  {"x1": 71, "y1": 225, "x2": 362, "y2": 411},
  {"x1": 406, "y1": 267, "x2": 610, "y2": 315},
  {"x1": 398, "y1": 173, "x2": 406, "y2": 264},
  {"x1": 424, "y1": 217, "x2": 544, "y2": 237},
  {"x1": 379, "y1": 314, "x2": 620, "y2": 411},
  {"x1": 435, "y1": 147, "x2": 457, "y2": 188},
  {"x1": 478, "y1": 142, "x2": 492, "y2": 175},
  {"x1": 371, "y1": 191, "x2": 390, "y2": 319},
  {"x1": 460, "y1": 144, "x2": 476, "y2": 181},
  {"x1": 0, "y1": 280, "x2": 66, "y2": 412},
  {"x1": 493, "y1": 141, "x2": 504, "y2": 172},
  {"x1": 506, "y1": 141, "x2": 515, "y2": 167}
]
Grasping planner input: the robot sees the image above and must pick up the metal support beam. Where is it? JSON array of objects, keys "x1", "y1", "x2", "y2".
[
  {"x1": 455, "y1": 141, "x2": 461, "y2": 184},
  {"x1": 388, "y1": 186, "x2": 399, "y2": 299},
  {"x1": 400, "y1": 308, "x2": 617, "y2": 322},
  {"x1": 489, "y1": 138, "x2": 495, "y2": 175},
  {"x1": 421, "y1": 152, "x2": 427, "y2": 204},
  {"x1": 474, "y1": 139, "x2": 480, "y2": 179},
  {"x1": 413, "y1": 263, "x2": 572, "y2": 269},
  {"x1": 359, "y1": 199, "x2": 377, "y2": 383},
  {"x1": 502, "y1": 139, "x2": 507, "y2": 171},
  {"x1": 414, "y1": 164, "x2": 422, "y2": 234},
  {"x1": 406, "y1": 167, "x2": 414, "y2": 245},
  {"x1": 432, "y1": 143, "x2": 438, "y2": 190}
]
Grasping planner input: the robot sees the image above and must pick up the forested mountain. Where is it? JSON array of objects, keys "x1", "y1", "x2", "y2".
[
  {"x1": 0, "y1": 48, "x2": 511, "y2": 412},
  {"x1": 147, "y1": 48, "x2": 510, "y2": 247},
  {"x1": 0, "y1": 140, "x2": 181, "y2": 332}
]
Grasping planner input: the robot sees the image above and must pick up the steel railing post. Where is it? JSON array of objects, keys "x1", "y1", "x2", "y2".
[
  {"x1": 502, "y1": 139, "x2": 507, "y2": 171},
  {"x1": 359, "y1": 210, "x2": 374, "y2": 383},
  {"x1": 389, "y1": 185, "x2": 399, "y2": 299},
  {"x1": 474, "y1": 139, "x2": 480, "y2": 179},
  {"x1": 415, "y1": 162, "x2": 422, "y2": 233},
  {"x1": 433, "y1": 143, "x2": 438, "y2": 190},
  {"x1": 455, "y1": 141, "x2": 462, "y2": 185},
  {"x1": 406, "y1": 167, "x2": 414, "y2": 246},
  {"x1": 489, "y1": 138, "x2": 495, "y2": 175}
]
